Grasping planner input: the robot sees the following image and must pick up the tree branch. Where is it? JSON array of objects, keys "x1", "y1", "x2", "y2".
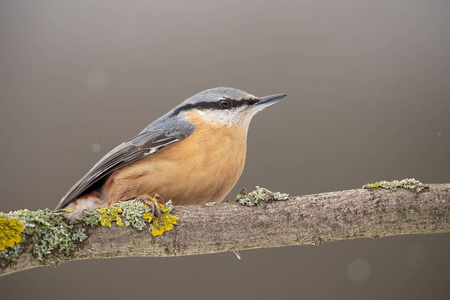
[{"x1": 1, "y1": 183, "x2": 449, "y2": 276}]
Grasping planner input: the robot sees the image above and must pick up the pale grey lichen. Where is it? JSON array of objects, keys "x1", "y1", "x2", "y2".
[
  {"x1": 204, "y1": 202, "x2": 217, "y2": 207},
  {"x1": 3, "y1": 209, "x2": 85, "y2": 263},
  {"x1": 164, "y1": 200, "x2": 174, "y2": 210},
  {"x1": 114, "y1": 200, "x2": 152, "y2": 230},
  {"x1": 0, "y1": 243, "x2": 21, "y2": 268},
  {"x1": 236, "y1": 186, "x2": 289, "y2": 206},
  {"x1": 71, "y1": 228, "x2": 88, "y2": 242},
  {"x1": 83, "y1": 210, "x2": 100, "y2": 227},
  {"x1": 109, "y1": 200, "x2": 178, "y2": 236},
  {"x1": 362, "y1": 178, "x2": 425, "y2": 192}
]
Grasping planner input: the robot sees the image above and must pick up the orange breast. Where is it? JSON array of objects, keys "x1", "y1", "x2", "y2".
[{"x1": 102, "y1": 110, "x2": 248, "y2": 205}]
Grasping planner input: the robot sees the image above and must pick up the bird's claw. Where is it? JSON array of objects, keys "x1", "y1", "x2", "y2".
[{"x1": 135, "y1": 194, "x2": 165, "y2": 226}]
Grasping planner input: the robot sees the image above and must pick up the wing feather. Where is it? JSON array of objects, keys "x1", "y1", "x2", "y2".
[{"x1": 55, "y1": 125, "x2": 192, "y2": 210}]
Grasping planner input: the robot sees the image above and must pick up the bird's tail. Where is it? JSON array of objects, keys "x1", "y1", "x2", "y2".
[{"x1": 62, "y1": 192, "x2": 103, "y2": 211}]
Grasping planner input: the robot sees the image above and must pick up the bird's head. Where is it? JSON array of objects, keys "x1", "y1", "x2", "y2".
[{"x1": 170, "y1": 87, "x2": 286, "y2": 128}]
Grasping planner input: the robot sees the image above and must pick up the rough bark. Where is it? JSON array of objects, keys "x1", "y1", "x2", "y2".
[{"x1": 1, "y1": 184, "x2": 449, "y2": 276}]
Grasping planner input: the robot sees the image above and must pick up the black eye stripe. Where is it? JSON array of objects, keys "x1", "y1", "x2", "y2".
[
  {"x1": 170, "y1": 97, "x2": 259, "y2": 116},
  {"x1": 221, "y1": 97, "x2": 259, "y2": 108}
]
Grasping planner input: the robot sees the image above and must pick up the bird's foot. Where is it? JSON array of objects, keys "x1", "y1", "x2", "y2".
[{"x1": 135, "y1": 194, "x2": 165, "y2": 225}]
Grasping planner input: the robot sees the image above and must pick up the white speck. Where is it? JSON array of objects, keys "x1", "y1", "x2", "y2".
[
  {"x1": 91, "y1": 142, "x2": 101, "y2": 153},
  {"x1": 86, "y1": 69, "x2": 108, "y2": 92},
  {"x1": 233, "y1": 250, "x2": 241, "y2": 260},
  {"x1": 437, "y1": 132, "x2": 442, "y2": 137},
  {"x1": 406, "y1": 243, "x2": 427, "y2": 267},
  {"x1": 346, "y1": 258, "x2": 371, "y2": 282}
]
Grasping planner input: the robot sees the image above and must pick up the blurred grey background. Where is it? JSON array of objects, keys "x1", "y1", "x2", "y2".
[{"x1": 1, "y1": 0, "x2": 449, "y2": 299}]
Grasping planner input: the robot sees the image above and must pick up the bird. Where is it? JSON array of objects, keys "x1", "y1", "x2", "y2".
[{"x1": 55, "y1": 87, "x2": 286, "y2": 211}]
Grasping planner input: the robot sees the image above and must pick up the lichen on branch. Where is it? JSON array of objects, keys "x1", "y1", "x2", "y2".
[
  {"x1": 0, "y1": 183, "x2": 449, "y2": 277},
  {"x1": 0, "y1": 200, "x2": 178, "y2": 269},
  {"x1": 235, "y1": 186, "x2": 289, "y2": 206},
  {"x1": 362, "y1": 178, "x2": 426, "y2": 192},
  {"x1": 0, "y1": 208, "x2": 88, "y2": 267}
]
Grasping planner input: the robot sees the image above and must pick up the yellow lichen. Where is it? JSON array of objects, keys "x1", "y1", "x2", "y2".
[
  {"x1": 143, "y1": 212, "x2": 153, "y2": 223},
  {"x1": 0, "y1": 215, "x2": 24, "y2": 251},
  {"x1": 363, "y1": 182, "x2": 380, "y2": 188},
  {"x1": 95, "y1": 202, "x2": 177, "y2": 235},
  {"x1": 151, "y1": 219, "x2": 165, "y2": 236},
  {"x1": 96, "y1": 207, "x2": 124, "y2": 227},
  {"x1": 160, "y1": 206, "x2": 178, "y2": 231},
  {"x1": 145, "y1": 204, "x2": 178, "y2": 236}
]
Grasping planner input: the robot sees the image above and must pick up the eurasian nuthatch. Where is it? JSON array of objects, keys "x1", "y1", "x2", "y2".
[{"x1": 55, "y1": 87, "x2": 286, "y2": 210}]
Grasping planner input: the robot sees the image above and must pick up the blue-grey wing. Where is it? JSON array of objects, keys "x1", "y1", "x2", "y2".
[{"x1": 55, "y1": 125, "x2": 193, "y2": 210}]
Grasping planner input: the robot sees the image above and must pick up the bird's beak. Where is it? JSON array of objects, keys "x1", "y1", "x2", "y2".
[{"x1": 251, "y1": 93, "x2": 287, "y2": 110}]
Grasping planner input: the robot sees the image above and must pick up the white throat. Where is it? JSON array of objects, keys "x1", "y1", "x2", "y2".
[{"x1": 196, "y1": 108, "x2": 258, "y2": 129}]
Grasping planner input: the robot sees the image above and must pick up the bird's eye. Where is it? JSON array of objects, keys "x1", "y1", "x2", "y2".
[{"x1": 219, "y1": 100, "x2": 232, "y2": 109}]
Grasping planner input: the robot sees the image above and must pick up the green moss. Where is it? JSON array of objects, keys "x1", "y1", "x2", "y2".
[
  {"x1": 236, "y1": 186, "x2": 289, "y2": 206},
  {"x1": 362, "y1": 178, "x2": 425, "y2": 192}
]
